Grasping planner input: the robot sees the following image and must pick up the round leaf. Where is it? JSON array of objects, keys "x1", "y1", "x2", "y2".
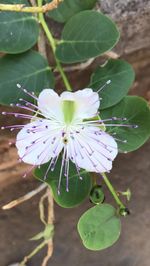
[
  {"x1": 101, "y1": 96, "x2": 150, "y2": 152},
  {"x1": 0, "y1": 0, "x2": 39, "y2": 54},
  {"x1": 56, "y1": 11, "x2": 120, "y2": 63},
  {"x1": 35, "y1": 159, "x2": 92, "y2": 208},
  {"x1": 78, "y1": 204, "x2": 121, "y2": 250},
  {"x1": 0, "y1": 50, "x2": 54, "y2": 105},
  {"x1": 47, "y1": 0, "x2": 97, "y2": 23},
  {"x1": 90, "y1": 59, "x2": 135, "y2": 109}
]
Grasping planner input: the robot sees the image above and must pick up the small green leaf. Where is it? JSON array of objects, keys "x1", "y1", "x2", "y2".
[
  {"x1": 0, "y1": 0, "x2": 39, "y2": 54},
  {"x1": 35, "y1": 159, "x2": 92, "y2": 208},
  {"x1": 101, "y1": 96, "x2": 150, "y2": 152},
  {"x1": 30, "y1": 231, "x2": 44, "y2": 241},
  {"x1": 30, "y1": 224, "x2": 54, "y2": 241},
  {"x1": 0, "y1": 50, "x2": 54, "y2": 105},
  {"x1": 47, "y1": 0, "x2": 97, "y2": 23},
  {"x1": 78, "y1": 204, "x2": 121, "y2": 250},
  {"x1": 56, "y1": 11, "x2": 120, "y2": 63},
  {"x1": 90, "y1": 59, "x2": 135, "y2": 109},
  {"x1": 44, "y1": 224, "x2": 54, "y2": 240}
]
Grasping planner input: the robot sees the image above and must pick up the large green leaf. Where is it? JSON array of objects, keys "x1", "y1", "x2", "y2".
[
  {"x1": 0, "y1": 50, "x2": 54, "y2": 105},
  {"x1": 56, "y1": 11, "x2": 120, "y2": 63},
  {"x1": 101, "y1": 96, "x2": 150, "y2": 152},
  {"x1": 47, "y1": 0, "x2": 97, "y2": 23},
  {"x1": 90, "y1": 59, "x2": 135, "y2": 109},
  {"x1": 78, "y1": 204, "x2": 121, "y2": 250},
  {"x1": 0, "y1": 0, "x2": 39, "y2": 54},
  {"x1": 35, "y1": 159, "x2": 92, "y2": 208}
]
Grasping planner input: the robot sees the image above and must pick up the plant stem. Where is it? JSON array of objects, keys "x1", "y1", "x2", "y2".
[
  {"x1": 102, "y1": 173, "x2": 125, "y2": 209},
  {"x1": 0, "y1": 0, "x2": 63, "y2": 13},
  {"x1": 19, "y1": 240, "x2": 48, "y2": 266},
  {"x1": 38, "y1": 0, "x2": 72, "y2": 92}
]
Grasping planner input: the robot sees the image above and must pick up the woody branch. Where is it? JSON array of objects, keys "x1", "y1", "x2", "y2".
[{"x1": 0, "y1": 0, "x2": 63, "y2": 13}]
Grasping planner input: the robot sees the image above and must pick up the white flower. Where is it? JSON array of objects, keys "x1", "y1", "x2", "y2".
[{"x1": 2, "y1": 86, "x2": 137, "y2": 193}]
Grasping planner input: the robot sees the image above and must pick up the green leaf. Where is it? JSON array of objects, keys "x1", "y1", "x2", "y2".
[
  {"x1": 30, "y1": 224, "x2": 54, "y2": 241},
  {"x1": 101, "y1": 96, "x2": 150, "y2": 152},
  {"x1": 0, "y1": 50, "x2": 54, "y2": 105},
  {"x1": 30, "y1": 231, "x2": 44, "y2": 241},
  {"x1": 0, "y1": 0, "x2": 39, "y2": 54},
  {"x1": 56, "y1": 11, "x2": 120, "y2": 63},
  {"x1": 90, "y1": 59, "x2": 135, "y2": 109},
  {"x1": 44, "y1": 224, "x2": 54, "y2": 240},
  {"x1": 35, "y1": 159, "x2": 92, "y2": 208},
  {"x1": 78, "y1": 204, "x2": 121, "y2": 250},
  {"x1": 47, "y1": 0, "x2": 97, "y2": 23}
]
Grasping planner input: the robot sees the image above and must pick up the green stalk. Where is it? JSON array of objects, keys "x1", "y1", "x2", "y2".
[
  {"x1": 102, "y1": 173, "x2": 125, "y2": 209},
  {"x1": 38, "y1": 0, "x2": 72, "y2": 92},
  {"x1": 19, "y1": 240, "x2": 48, "y2": 266}
]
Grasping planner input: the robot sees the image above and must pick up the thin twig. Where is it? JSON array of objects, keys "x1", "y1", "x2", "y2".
[
  {"x1": 38, "y1": 28, "x2": 47, "y2": 59},
  {"x1": 41, "y1": 188, "x2": 54, "y2": 266},
  {"x1": 2, "y1": 183, "x2": 47, "y2": 210},
  {"x1": 47, "y1": 188, "x2": 54, "y2": 224},
  {"x1": 39, "y1": 190, "x2": 49, "y2": 225},
  {"x1": 105, "y1": 51, "x2": 119, "y2": 59},
  {"x1": 19, "y1": 240, "x2": 48, "y2": 266},
  {"x1": 41, "y1": 241, "x2": 53, "y2": 266},
  {"x1": 0, "y1": 0, "x2": 63, "y2": 13},
  {"x1": 29, "y1": 0, "x2": 36, "y2": 6},
  {"x1": 36, "y1": 0, "x2": 48, "y2": 59},
  {"x1": 55, "y1": 51, "x2": 119, "y2": 74},
  {"x1": 57, "y1": 58, "x2": 95, "y2": 72}
]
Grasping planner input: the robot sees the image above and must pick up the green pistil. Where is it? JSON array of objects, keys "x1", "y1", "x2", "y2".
[{"x1": 62, "y1": 100, "x2": 76, "y2": 124}]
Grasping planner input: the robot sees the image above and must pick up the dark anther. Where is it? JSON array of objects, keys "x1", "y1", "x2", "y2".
[{"x1": 63, "y1": 138, "x2": 68, "y2": 144}]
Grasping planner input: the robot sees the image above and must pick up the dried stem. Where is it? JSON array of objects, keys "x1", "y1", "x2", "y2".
[
  {"x1": 2, "y1": 183, "x2": 47, "y2": 210},
  {"x1": 0, "y1": 0, "x2": 63, "y2": 13},
  {"x1": 55, "y1": 51, "x2": 119, "y2": 74},
  {"x1": 39, "y1": 190, "x2": 49, "y2": 225},
  {"x1": 18, "y1": 188, "x2": 54, "y2": 266},
  {"x1": 58, "y1": 58, "x2": 95, "y2": 73},
  {"x1": 41, "y1": 241, "x2": 53, "y2": 266},
  {"x1": 105, "y1": 51, "x2": 119, "y2": 59},
  {"x1": 41, "y1": 188, "x2": 54, "y2": 266},
  {"x1": 38, "y1": 29, "x2": 47, "y2": 58},
  {"x1": 30, "y1": 0, "x2": 36, "y2": 6}
]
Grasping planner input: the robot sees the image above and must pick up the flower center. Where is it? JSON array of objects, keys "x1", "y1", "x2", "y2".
[{"x1": 62, "y1": 100, "x2": 76, "y2": 125}]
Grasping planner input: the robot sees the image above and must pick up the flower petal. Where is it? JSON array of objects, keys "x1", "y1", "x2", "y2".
[
  {"x1": 38, "y1": 89, "x2": 63, "y2": 121},
  {"x1": 60, "y1": 89, "x2": 100, "y2": 121},
  {"x1": 74, "y1": 89, "x2": 100, "y2": 120},
  {"x1": 68, "y1": 126, "x2": 118, "y2": 173},
  {"x1": 16, "y1": 119, "x2": 63, "y2": 165}
]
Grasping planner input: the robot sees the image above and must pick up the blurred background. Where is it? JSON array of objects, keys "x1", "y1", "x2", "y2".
[{"x1": 0, "y1": 0, "x2": 150, "y2": 265}]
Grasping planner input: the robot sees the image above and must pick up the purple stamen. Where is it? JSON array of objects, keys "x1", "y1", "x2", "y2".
[
  {"x1": 17, "y1": 83, "x2": 38, "y2": 101},
  {"x1": 19, "y1": 98, "x2": 39, "y2": 110},
  {"x1": 2, "y1": 111, "x2": 37, "y2": 120},
  {"x1": 15, "y1": 103, "x2": 42, "y2": 116}
]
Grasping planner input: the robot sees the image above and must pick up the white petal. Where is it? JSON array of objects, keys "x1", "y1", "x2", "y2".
[
  {"x1": 38, "y1": 89, "x2": 63, "y2": 120},
  {"x1": 60, "y1": 89, "x2": 100, "y2": 121},
  {"x1": 60, "y1": 91, "x2": 75, "y2": 101},
  {"x1": 16, "y1": 119, "x2": 63, "y2": 165},
  {"x1": 74, "y1": 89, "x2": 99, "y2": 119},
  {"x1": 67, "y1": 126, "x2": 118, "y2": 173}
]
